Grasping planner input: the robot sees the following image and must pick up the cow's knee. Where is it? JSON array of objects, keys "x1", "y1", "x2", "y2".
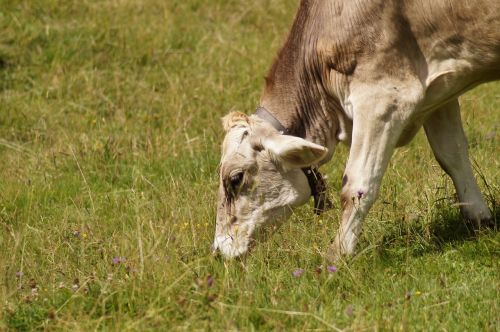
[{"x1": 340, "y1": 174, "x2": 380, "y2": 210}]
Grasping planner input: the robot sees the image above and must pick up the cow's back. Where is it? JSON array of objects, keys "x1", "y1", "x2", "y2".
[
  {"x1": 401, "y1": 0, "x2": 500, "y2": 109},
  {"x1": 405, "y1": 0, "x2": 500, "y2": 68}
]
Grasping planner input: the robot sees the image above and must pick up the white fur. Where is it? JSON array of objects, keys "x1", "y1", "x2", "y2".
[{"x1": 213, "y1": 120, "x2": 320, "y2": 257}]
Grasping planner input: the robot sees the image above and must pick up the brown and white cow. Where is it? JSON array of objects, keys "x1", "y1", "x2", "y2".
[{"x1": 213, "y1": 0, "x2": 500, "y2": 259}]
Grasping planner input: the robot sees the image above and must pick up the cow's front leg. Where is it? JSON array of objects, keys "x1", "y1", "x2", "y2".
[
  {"x1": 424, "y1": 99, "x2": 492, "y2": 227},
  {"x1": 327, "y1": 96, "x2": 411, "y2": 261}
]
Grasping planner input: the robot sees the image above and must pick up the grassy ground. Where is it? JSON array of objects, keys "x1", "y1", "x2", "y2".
[{"x1": 0, "y1": 0, "x2": 498, "y2": 330}]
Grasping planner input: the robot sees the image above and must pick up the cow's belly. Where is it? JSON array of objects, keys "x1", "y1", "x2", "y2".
[
  {"x1": 422, "y1": 58, "x2": 500, "y2": 111},
  {"x1": 396, "y1": 121, "x2": 423, "y2": 147},
  {"x1": 397, "y1": 68, "x2": 500, "y2": 148},
  {"x1": 396, "y1": 63, "x2": 500, "y2": 147}
]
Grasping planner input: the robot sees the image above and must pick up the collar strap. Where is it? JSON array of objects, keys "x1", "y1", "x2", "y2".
[
  {"x1": 254, "y1": 106, "x2": 332, "y2": 215},
  {"x1": 303, "y1": 167, "x2": 333, "y2": 215},
  {"x1": 255, "y1": 106, "x2": 289, "y2": 135}
]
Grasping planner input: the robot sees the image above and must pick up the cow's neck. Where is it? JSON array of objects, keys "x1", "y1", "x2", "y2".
[
  {"x1": 259, "y1": 82, "x2": 341, "y2": 150},
  {"x1": 258, "y1": 1, "x2": 346, "y2": 156}
]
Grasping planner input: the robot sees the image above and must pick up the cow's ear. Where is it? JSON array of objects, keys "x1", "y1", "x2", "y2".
[
  {"x1": 222, "y1": 112, "x2": 249, "y2": 132},
  {"x1": 263, "y1": 134, "x2": 328, "y2": 169}
]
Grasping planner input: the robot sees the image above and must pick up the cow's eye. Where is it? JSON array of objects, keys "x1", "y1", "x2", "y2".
[{"x1": 230, "y1": 172, "x2": 244, "y2": 191}]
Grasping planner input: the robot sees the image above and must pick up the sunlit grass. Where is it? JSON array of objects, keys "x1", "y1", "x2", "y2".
[{"x1": 0, "y1": 0, "x2": 498, "y2": 330}]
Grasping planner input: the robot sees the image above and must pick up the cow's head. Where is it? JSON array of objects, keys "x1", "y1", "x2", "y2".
[{"x1": 213, "y1": 111, "x2": 328, "y2": 258}]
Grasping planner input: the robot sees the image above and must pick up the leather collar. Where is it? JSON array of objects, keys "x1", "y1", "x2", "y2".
[
  {"x1": 255, "y1": 106, "x2": 289, "y2": 135},
  {"x1": 254, "y1": 106, "x2": 332, "y2": 215}
]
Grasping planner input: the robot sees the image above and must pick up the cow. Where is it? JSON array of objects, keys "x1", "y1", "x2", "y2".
[{"x1": 213, "y1": 0, "x2": 500, "y2": 259}]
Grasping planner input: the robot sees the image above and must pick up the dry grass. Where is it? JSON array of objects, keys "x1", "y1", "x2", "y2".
[{"x1": 0, "y1": 0, "x2": 498, "y2": 330}]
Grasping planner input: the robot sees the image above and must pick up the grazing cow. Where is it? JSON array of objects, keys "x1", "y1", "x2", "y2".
[{"x1": 213, "y1": 0, "x2": 499, "y2": 259}]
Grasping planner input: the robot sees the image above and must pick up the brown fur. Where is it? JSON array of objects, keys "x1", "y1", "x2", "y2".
[{"x1": 261, "y1": 0, "x2": 500, "y2": 149}]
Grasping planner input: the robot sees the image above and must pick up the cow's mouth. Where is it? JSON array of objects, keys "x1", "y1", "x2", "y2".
[{"x1": 212, "y1": 234, "x2": 253, "y2": 258}]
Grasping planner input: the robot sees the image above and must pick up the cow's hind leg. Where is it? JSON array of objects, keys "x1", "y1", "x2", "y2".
[{"x1": 424, "y1": 99, "x2": 492, "y2": 227}]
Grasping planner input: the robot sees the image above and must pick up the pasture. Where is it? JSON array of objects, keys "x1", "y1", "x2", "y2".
[{"x1": 0, "y1": 0, "x2": 498, "y2": 330}]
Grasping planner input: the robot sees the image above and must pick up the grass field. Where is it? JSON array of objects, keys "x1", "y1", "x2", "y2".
[{"x1": 0, "y1": 0, "x2": 498, "y2": 330}]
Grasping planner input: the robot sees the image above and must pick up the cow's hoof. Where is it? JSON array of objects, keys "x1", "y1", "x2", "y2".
[
  {"x1": 466, "y1": 215, "x2": 496, "y2": 232},
  {"x1": 461, "y1": 207, "x2": 494, "y2": 230}
]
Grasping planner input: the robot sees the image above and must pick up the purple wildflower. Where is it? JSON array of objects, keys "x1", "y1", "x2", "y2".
[
  {"x1": 207, "y1": 275, "x2": 214, "y2": 287},
  {"x1": 345, "y1": 304, "x2": 354, "y2": 316},
  {"x1": 15, "y1": 271, "x2": 23, "y2": 278},
  {"x1": 112, "y1": 257, "x2": 126, "y2": 265},
  {"x1": 327, "y1": 265, "x2": 337, "y2": 273},
  {"x1": 292, "y1": 268, "x2": 304, "y2": 277}
]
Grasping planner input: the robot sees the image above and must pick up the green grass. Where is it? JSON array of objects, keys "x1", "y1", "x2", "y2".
[{"x1": 0, "y1": 0, "x2": 498, "y2": 330}]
